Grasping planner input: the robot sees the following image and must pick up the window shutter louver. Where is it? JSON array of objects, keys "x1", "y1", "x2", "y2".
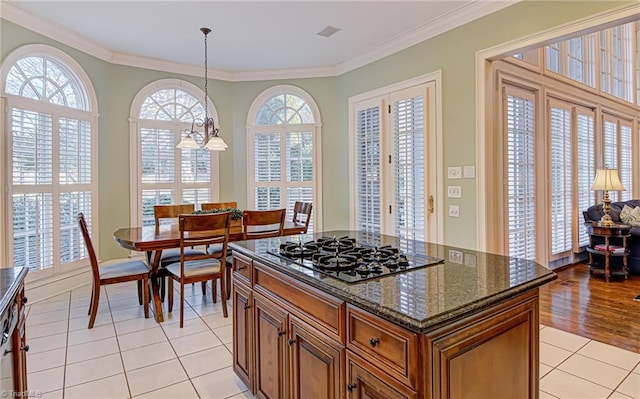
[
  {"x1": 549, "y1": 104, "x2": 572, "y2": 256},
  {"x1": 576, "y1": 111, "x2": 595, "y2": 250},
  {"x1": 619, "y1": 123, "x2": 633, "y2": 201},
  {"x1": 59, "y1": 191, "x2": 91, "y2": 264},
  {"x1": 12, "y1": 109, "x2": 53, "y2": 185},
  {"x1": 506, "y1": 90, "x2": 536, "y2": 261},
  {"x1": 355, "y1": 104, "x2": 382, "y2": 233},
  {"x1": 393, "y1": 95, "x2": 426, "y2": 241},
  {"x1": 12, "y1": 193, "x2": 54, "y2": 270},
  {"x1": 59, "y1": 117, "x2": 91, "y2": 184}
]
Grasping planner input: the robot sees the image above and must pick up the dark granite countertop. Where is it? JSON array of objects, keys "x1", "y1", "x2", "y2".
[
  {"x1": 0, "y1": 267, "x2": 28, "y2": 316},
  {"x1": 229, "y1": 230, "x2": 557, "y2": 333}
]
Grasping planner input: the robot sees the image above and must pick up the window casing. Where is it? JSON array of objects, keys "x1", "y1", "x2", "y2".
[
  {"x1": 246, "y1": 86, "x2": 322, "y2": 233},
  {"x1": 129, "y1": 80, "x2": 220, "y2": 227},
  {"x1": 1, "y1": 45, "x2": 98, "y2": 277}
]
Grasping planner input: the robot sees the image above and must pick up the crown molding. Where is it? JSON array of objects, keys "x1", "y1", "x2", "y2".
[
  {"x1": 336, "y1": 0, "x2": 519, "y2": 74},
  {"x1": 2, "y1": 0, "x2": 518, "y2": 82},
  {"x1": 109, "y1": 52, "x2": 235, "y2": 81},
  {"x1": 231, "y1": 66, "x2": 339, "y2": 82},
  {"x1": 1, "y1": 1, "x2": 112, "y2": 62}
]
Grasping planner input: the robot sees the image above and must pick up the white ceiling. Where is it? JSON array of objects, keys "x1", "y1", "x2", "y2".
[{"x1": 3, "y1": 0, "x2": 517, "y2": 80}]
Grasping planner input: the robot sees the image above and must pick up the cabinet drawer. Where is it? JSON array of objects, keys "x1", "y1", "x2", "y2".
[
  {"x1": 346, "y1": 305, "x2": 419, "y2": 389},
  {"x1": 254, "y1": 261, "x2": 345, "y2": 343},
  {"x1": 232, "y1": 252, "x2": 253, "y2": 285}
]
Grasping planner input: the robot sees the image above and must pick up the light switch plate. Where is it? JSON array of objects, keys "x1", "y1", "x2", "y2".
[
  {"x1": 447, "y1": 186, "x2": 462, "y2": 198},
  {"x1": 448, "y1": 166, "x2": 462, "y2": 179},
  {"x1": 463, "y1": 166, "x2": 475, "y2": 179}
]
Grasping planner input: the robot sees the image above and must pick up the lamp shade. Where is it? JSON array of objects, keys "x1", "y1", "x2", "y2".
[
  {"x1": 205, "y1": 136, "x2": 228, "y2": 151},
  {"x1": 177, "y1": 134, "x2": 199, "y2": 149},
  {"x1": 590, "y1": 168, "x2": 626, "y2": 191}
]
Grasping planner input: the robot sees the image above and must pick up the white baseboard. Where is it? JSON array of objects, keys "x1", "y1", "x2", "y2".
[{"x1": 25, "y1": 267, "x2": 92, "y2": 304}]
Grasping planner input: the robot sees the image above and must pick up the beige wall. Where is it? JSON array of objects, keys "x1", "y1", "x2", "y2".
[{"x1": 0, "y1": 1, "x2": 632, "y2": 262}]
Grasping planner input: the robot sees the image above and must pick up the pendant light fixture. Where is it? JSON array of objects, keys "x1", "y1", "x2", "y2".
[{"x1": 177, "y1": 27, "x2": 228, "y2": 151}]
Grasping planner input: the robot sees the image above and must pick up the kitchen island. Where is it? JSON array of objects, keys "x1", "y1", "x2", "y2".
[{"x1": 229, "y1": 231, "x2": 556, "y2": 399}]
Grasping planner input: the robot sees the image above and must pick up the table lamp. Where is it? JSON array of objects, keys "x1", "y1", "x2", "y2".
[{"x1": 590, "y1": 168, "x2": 625, "y2": 227}]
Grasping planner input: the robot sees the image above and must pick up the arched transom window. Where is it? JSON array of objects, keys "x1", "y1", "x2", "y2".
[
  {"x1": 130, "y1": 80, "x2": 219, "y2": 226},
  {"x1": 247, "y1": 86, "x2": 322, "y2": 233},
  {"x1": 1, "y1": 45, "x2": 97, "y2": 275}
]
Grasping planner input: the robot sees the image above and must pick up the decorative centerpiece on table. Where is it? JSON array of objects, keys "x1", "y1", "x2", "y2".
[{"x1": 191, "y1": 207, "x2": 243, "y2": 229}]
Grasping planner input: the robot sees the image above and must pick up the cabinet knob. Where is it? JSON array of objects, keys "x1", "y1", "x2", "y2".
[
  {"x1": 21, "y1": 297, "x2": 28, "y2": 304},
  {"x1": 288, "y1": 338, "x2": 296, "y2": 346},
  {"x1": 237, "y1": 265, "x2": 246, "y2": 270},
  {"x1": 346, "y1": 383, "x2": 357, "y2": 392},
  {"x1": 243, "y1": 303, "x2": 251, "y2": 310},
  {"x1": 369, "y1": 337, "x2": 380, "y2": 347},
  {"x1": 21, "y1": 345, "x2": 29, "y2": 352},
  {"x1": 277, "y1": 331, "x2": 285, "y2": 337}
]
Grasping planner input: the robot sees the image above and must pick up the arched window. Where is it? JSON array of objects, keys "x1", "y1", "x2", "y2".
[
  {"x1": 1, "y1": 45, "x2": 98, "y2": 275},
  {"x1": 129, "y1": 79, "x2": 220, "y2": 226},
  {"x1": 247, "y1": 86, "x2": 322, "y2": 232}
]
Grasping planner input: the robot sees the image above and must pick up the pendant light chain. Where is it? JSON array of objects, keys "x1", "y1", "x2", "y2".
[{"x1": 203, "y1": 28, "x2": 209, "y2": 121}]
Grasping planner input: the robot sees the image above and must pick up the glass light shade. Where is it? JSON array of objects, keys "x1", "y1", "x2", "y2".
[
  {"x1": 590, "y1": 168, "x2": 626, "y2": 191},
  {"x1": 177, "y1": 134, "x2": 199, "y2": 149},
  {"x1": 205, "y1": 136, "x2": 228, "y2": 151}
]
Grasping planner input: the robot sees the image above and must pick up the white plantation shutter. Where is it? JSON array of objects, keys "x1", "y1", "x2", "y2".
[
  {"x1": 619, "y1": 123, "x2": 633, "y2": 200},
  {"x1": 12, "y1": 109, "x2": 53, "y2": 185},
  {"x1": 181, "y1": 189, "x2": 211, "y2": 208},
  {"x1": 355, "y1": 101, "x2": 382, "y2": 233},
  {"x1": 549, "y1": 102, "x2": 572, "y2": 256},
  {"x1": 392, "y1": 91, "x2": 426, "y2": 241},
  {"x1": 505, "y1": 87, "x2": 536, "y2": 261},
  {"x1": 5, "y1": 50, "x2": 96, "y2": 273},
  {"x1": 575, "y1": 110, "x2": 595, "y2": 250},
  {"x1": 59, "y1": 118, "x2": 92, "y2": 184},
  {"x1": 603, "y1": 118, "x2": 619, "y2": 202},
  {"x1": 59, "y1": 191, "x2": 91, "y2": 264},
  {"x1": 141, "y1": 128, "x2": 175, "y2": 184},
  {"x1": 141, "y1": 189, "x2": 174, "y2": 226},
  {"x1": 254, "y1": 132, "x2": 282, "y2": 210},
  {"x1": 12, "y1": 193, "x2": 53, "y2": 270},
  {"x1": 286, "y1": 131, "x2": 314, "y2": 233}
]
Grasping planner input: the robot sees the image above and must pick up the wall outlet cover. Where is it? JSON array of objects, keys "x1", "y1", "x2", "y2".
[{"x1": 448, "y1": 205, "x2": 460, "y2": 217}]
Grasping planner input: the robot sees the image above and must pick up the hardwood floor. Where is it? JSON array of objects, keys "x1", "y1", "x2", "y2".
[{"x1": 539, "y1": 262, "x2": 640, "y2": 353}]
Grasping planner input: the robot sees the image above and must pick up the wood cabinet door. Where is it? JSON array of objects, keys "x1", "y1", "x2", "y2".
[
  {"x1": 346, "y1": 352, "x2": 418, "y2": 399},
  {"x1": 232, "y1": 282, "x2": 254, "y2": 392},
  {"x1": 289, "y1": 316, "x2": 343, "y2": 399},
  {"x1": 254, "y1": 294, "x2": 288, "y2": 399}
]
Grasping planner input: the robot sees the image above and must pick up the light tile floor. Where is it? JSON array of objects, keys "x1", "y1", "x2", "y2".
[{"x1": 24, "y1": 281, "x2": 640, "y2": 399}]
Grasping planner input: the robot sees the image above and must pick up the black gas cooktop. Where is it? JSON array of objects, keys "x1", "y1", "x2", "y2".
[{"x1": 267, "y1": 235, "x2": 444, "y2": 283}]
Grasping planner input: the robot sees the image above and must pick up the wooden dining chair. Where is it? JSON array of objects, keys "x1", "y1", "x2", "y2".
[
  {"x1": 166, "y1": 212, "x2": 231, "y2": 327},
  {"x1": 291, "y1": 201, "x2": 313, "y2": 234},
  {"x1": 201, "y1": 201, "x2": 238, "y2": 211},
  {"x1": 242, "y1": 209, "x2": 286, "y2": 239},
  {"x1": 78, "y1": 212, "x2": 149, "y2": 328},
  {"x1": 154, "y1": 204, "x2": 207, "y2": 300},
  {"x1": 201, "y1": 202, "x2": 238, "y2": 300}
]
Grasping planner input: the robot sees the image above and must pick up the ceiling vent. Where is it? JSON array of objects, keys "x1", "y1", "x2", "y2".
[{"x1": 317, "y1": 26, "x2": 341, "y2": 38}]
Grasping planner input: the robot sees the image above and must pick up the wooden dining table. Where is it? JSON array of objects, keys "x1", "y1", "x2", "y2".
[{"x1": 113, "y1": 219, "x2": 306, "y2": 322}]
